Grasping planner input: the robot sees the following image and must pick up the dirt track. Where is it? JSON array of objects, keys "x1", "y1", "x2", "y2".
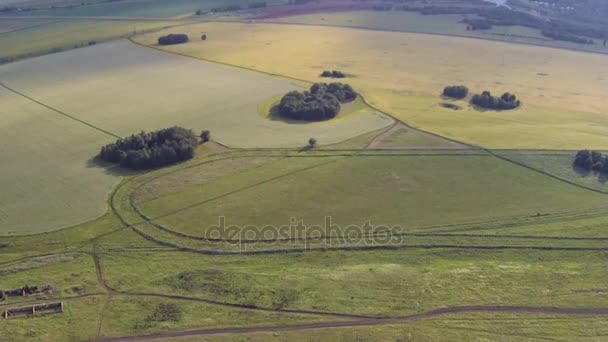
[{"x1": 93, "y1": 305, "x2": 608, "y2": 341}]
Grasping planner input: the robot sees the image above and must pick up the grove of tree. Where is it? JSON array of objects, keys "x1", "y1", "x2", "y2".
[
  {"x1": 278, "y1": 83, "x2": 357, "y2": 121},
  {"x1": 443, "y1": 85, "x2": 469, "y2": 99},
  {"x1": 471, "y1": 91, "x2": 521, "y2": 110},
  {"x1": 98, "y1": 126, "x2": 199, "y2": 169}
]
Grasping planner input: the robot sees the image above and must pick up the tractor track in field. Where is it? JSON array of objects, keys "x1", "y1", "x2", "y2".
[{"x1": 92, "y1": 305, "x2": 608, "y2": 341}]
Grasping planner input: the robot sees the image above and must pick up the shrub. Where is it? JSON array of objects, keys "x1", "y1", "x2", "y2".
[
  {"x1": 471, "y1": 90, "x2": 521, "y2": 110},
  {"x1": 158, "y1": 34, "x2": 189, "y2": 46},
  {"x1": 308, "y1": 137, "x2": 317, "y2": 148},
  {"x1": 98, "y1": 127, "x2": 199, "y2": 169},
  {"x1": 200, "y1": 130, "x2": 211, "y2": 143},
  {"x1": 442, "y1": 85, "x2": 469, "y2": 99},
  {"x1": 278, "y1": 83, "x2": 357, "y2": 121}
]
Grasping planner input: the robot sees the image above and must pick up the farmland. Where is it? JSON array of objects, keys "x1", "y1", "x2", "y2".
[
  {"x1": 137, "y1": 155, "x2": 608, "y2": 239},
  {"x1": 266, "y1": 11, "x2": 608, "y2": 54},
  {"x1": 0, "y1": 19, "x2": 189, "y2": 63},
  {"x1": 135, "y1": 22, "x2": 608, "y2": 149},
  {"x1": 2, "y1": 2, "x2": 608, "y2": 341}
]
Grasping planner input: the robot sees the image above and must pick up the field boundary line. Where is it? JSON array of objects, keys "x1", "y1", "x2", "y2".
[
  {"x1": 0, "y1": 81, "x2": 120, "y2": 138},
  {"x1": 92, "y1": 305, "x2": 608, "y2": 341}
]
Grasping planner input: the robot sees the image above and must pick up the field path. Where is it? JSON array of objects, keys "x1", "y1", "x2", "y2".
[{"x1": 92, "y1": 305, "x2": 608, "y2": 341}]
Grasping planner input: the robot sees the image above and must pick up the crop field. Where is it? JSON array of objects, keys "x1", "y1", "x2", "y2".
[
  {"x1": 0, "y1": 40, "x2": 391, "y2": 148},
  {"x1": 135, "y1": 22, "x2": 608, "y2": 149},
  {"x1": 0, "y1": 85, "x2": 119, "y2": 235},
  {"x1": 267, "y1": 11, "x2": 608, "y2": 54},
  {"x1": 0, "y1": 19, "x2": 188, "y2": 63}
]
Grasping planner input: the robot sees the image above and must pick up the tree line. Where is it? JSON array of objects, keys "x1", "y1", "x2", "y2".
[
  {"x1": 278, "y1": 83, "x2": 357, "y2": 121},
  {"x1": 98, "y1": 127, "x2": 200, "y2": 169},
  {"x1": 573, "y1": 150, "x2": 608, "y2": 174},
  {"x1": 158, "y1": 34, "x2": 189, "y2": 46}
]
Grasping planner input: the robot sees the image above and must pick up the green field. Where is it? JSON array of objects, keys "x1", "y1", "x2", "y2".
[
  {"x1": 0, "y1": 19, "x2": 188, "y2": 63},
  {"x1": 136, "y1": 154, "x2": 608, "y2": 238}
]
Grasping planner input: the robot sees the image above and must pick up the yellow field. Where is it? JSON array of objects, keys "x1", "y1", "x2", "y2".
[{"x1": 135, "y1": 22, "x2": 608, "y2": 149}]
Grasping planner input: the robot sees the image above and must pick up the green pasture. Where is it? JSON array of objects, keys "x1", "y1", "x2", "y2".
[{"x1": 137, "y1": 154, "x2": 608, "y2": 238}]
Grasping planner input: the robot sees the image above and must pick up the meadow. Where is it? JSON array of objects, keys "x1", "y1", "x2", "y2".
[{"x1": 135, "y1": 22, "x2": 608, "y2": 149}]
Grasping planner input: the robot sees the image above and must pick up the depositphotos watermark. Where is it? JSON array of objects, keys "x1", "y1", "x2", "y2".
[{"x1": 203, "y1": 216, "x2": 403, "y2": 246}]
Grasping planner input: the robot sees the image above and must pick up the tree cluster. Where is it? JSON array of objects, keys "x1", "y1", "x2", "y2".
[
  {"x1": 541, "y1": 29, "x2": 593, "y2": 45},
  {"x1": 278, "y1": 83, "x2": 357, "y2": 121},
  {"x1": 98, "y1": 127, "x2": 199, "y2": 169},
  {"x1": 248, "y1": 1, "x2": 267, "y2": 9},
  {"x1": 573, "y1": 150, "x2": 608, "y2": 174},
  {"x1": 443, "y1": 85, "x2": 469, "y2": 99},
  {"x1": 320, "y1": 70, "x2": 346, "y2": 78},
  {"x1": 471, "y1": 91, "x2": 521, "y2": 110},
  {"x1": 158, "y1": 34, "x2": 189, "y2": 46}
]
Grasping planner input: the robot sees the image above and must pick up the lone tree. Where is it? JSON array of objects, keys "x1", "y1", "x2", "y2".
[
  {"x1": 201, "y1": 34, "x2": 207, "y2": 41},
  {"x1": 308, "y1": 137, "x2": 317, "y2": 148},
  {"x1": 200, "y1": 130, "x2": 210, "y2": 143}
]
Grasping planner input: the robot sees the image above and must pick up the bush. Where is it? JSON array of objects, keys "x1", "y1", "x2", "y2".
[
  {"x1": 443, "y1": 85, "x2": 469, "y2": 99},
  {"x1": 471, "y1": 91, "x2": 521, "y2": 110},
  {"x1": 308, "y1": 137, "x2": 317, "y2": 148},
  {"x1": 278, "y1": 83, "x2": 357, "y2": 121},
  {"x1": 200, "y1": 130, "x2": 211, "y2": 143},
  {"x1": 158, "y1": 34, "x2": 189, "y2": 46},
  {"x1": 98, "y1": 127, "x2": 199, "y2": 169}
]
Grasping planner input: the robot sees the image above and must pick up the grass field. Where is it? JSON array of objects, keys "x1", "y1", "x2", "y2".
[
  {"x1": 496, "y1": 150, "x2": 608, "y2": 192},
  {"x1": 135, "y1": 155, "x2": 608, "y2": 238},
  {"x1": 99, "y1": 230, "x2": 608, "y2": 317},
  {"x1": 267, "y1": 11, "x2": 608, "y2": 54},
  {"x1": 0, "y1": 19, "x2": 188, "y2": 63},
  {"x1": 167, "y1": 315, "x2": 608, "y2": 341},
  {"x1": 135, "y1": 22, "x2": 608, "y2": 149}
]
